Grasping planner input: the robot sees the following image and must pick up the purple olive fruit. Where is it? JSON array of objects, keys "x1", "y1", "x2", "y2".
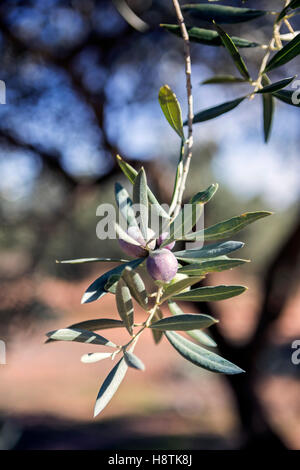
[
  {"x1": 146, "y1": 248, "x2": 178, "y2": 282},
  {"x1": 119, "y1": 226, "x2": 156, "y2": 258},
  {"x1": 156, "y1": 232, "x2": 175, "y2": 251}
]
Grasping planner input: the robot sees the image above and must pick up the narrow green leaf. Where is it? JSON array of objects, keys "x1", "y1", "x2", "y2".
[
  {"x1": 122, "y1": 266, "x2": 148, "y2": 309},
  {"x1": 261, "y1": 75, "x2": 275, "y2": 143},
  {"x1": 68, "y1": 319, "x2": 124, "y2": 331},
  {"x1": 81, "y1": 258, "x2": 144, "y2": 304},
  {"x1": 81, "y1": 352, "x2": 113, "y2": 363},
  {"x1": 202, "y1": 75, "x2": 247, "y2": 84},
  {"x1": 168, "y1": 301, "x2": 217, "y2": 348},
  {"x1": 264, "y1": 34, "x2": 300, "y2": 72},
  {"x1": 150, "y1": 313, "x2": 217, "y2": 331},
  {"x1": 165, "y1": 331, "x2": 244, "y2": 374},
  {"x1": 189, "y1": 96, "x2": 245, "y2": 124},
  {"x1": 116, "y1": 155, "x2": 170, "y2": 220},
  {"x1": 181, "y1": 4, "x2": 267, "y2": 24},
  {"x1": 214, "y1": 22, "x2": 250, "y2": 80},
  {"x1": 133, "y1": 168, "x2": 148, "y2": 239},
  {"x1": 116, "y1": 278, "x2": 134, "y2": 335},
  {"x1": 116, "y1": 154, "x2": 136, "y2": 184},
  {"x1": 187, "y1": 329, "x2": 217, "y2": 348},
  {"x1": 94, "y1": 357, "x2": 128, "y2": 417},
  {"x1": 277, "y1": 0, "x2": 300, "y2": 22},
  {"x1": 272, "y1": 89, "x2": 300, "y2": 107},
  {"x1": 178, "y1": 258, "x2": 249, "y2": 275},
  {"x1": 173, "y1": 285, "x2": 247, "y2": 302},
  {"x1": 161, "y1": 24, "x2": 260, "y2": 47},
  {"x1": 189, "y1": 183, "x2": 219, "y2": 204},
  {"x1": 160, "y1": 276, "x2": 204, "y2": 303},
  {"x1": 158, "y1": 85, "x2": 184, "y2": 138},
  {"x1": 105, "y1": 274, "x2": 121, "y2": 294},
  {"x1": 45, "y1": 328, "x2": 116, "y2": 347},
  {"x1": 182, "y1": 211, "x2": 273, "y2": 242},
  {"x1": 56, "y1": 257, "x2": 130, "y2": 264},
  {"x1": 115, "y1": 182, "x2": 138, "y2": 228},
  {"x1": 256, "y1": 76, "x2": 296, "y2": 94},
  {"x1": 151, "y1": 307, "x2": 164, "y2": 344},
  {"x1": 160, "y1": 204, "x2": 203, "y2": 248},
  {"x1": 174, "y1": 240, "x2": 245, "y2": 261},
  {"x1": 124, "y1": 351, "x2": 145, "y2": 371}
]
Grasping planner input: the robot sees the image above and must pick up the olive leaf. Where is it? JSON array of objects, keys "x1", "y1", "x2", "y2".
[
  {"x1": 115, "y1": 182, "x2": 138, "y2": 228},
  {"x1": 261, "y1": 75, "x2": 275, "y2": 143},
  {"x1": 116, "y1": 278, "x2": 134, "y2": 335},
  {"x1": 188, "y1": 96, "x2": 246, "y2": 124},
  {"x1": 150, "y1": 307, "x2": 164, "y2": 344},
  {"x1": 272, "y1": 89, "x2": 300, "y2": 107},
  {"x1": 68, "y1": 319, "x2": 124, "y2": 331},
  {"x1": 264, "y1": 33, "x2": 300, "y2": 73},
  {"x1": 56, "y1": 257, "x2": 130, "y2": 264},
  {"x1": 158, "y1": 84, "x2": 184, "y2": 139},
  {"x1": 81, "y1": 352, "x2": 113, "y2": 364},
  {"x1": 277, "y1": 0, "x2": 300, "y2": 22},
  {"x1": 178, "y1": 258, "x2": 249, "y2": 275},
  {"x1": 168, "y1": 301, "x2": 217, "y2": 348},
  {"x1": 214, "y1": 22, "x2": 250, "y2": 80},
  {"x1": 94, "y1": 357, "x2": 128, "y2": 417},
  {"x1": 116, "y1": 155, "x2": 170, "y2": 220},
  {"x1": 181, "y1": 211, "x2": 272, "y2": 241},
  {"x1": 173, "y1": 284, "x2": 247, "y2": 302},
  {"x1": 161, "y1": 24, "x2": 260, "y2": 48},
  {"x1": 122, "y1": 266, "x2": 148, "y2": 309},
  {"x1": 81, "y1": 258, "x2": 144, "y2": 304},
  {"x1": 174, "y1": 240, "x2": 245, "y2": 262},
  {"x1": 202, "y1": 75, "x2": 247, "y2": 85},
  {"x1": 150, "y1": 313, "x2": 217, "y2": 331},
  {"x1": 256, "y1": 76, "x2": 296, "y2": 94},
  {"x1": 189, "y1": 183, "x2": 219, "y2": 204},
  {"x1": 160, "y1": 276, "x2": 204, "y2": 303},
  {"x1": 105, "y1": 274, "x2": 122, "y2": 294},
  {"x1": 165, "y1": 331, "x2": 244, "y2": 374},
  {"x1": 124, "y1": 351, "x2": 145, "y2": 371},
  {"x1": 45, "y1": 328, "x2": 116, "y2": 347},
  {"x1": 187, "y1": 329, "x2": 217, "y2": 348},
  {"x1": 181, "y1": 4, "x2": 267, "y2": 24}
]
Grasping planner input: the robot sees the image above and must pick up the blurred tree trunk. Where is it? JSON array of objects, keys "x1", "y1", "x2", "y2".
[{"x1": 200, "y1": 213, "x2": 300, "y2": 449}]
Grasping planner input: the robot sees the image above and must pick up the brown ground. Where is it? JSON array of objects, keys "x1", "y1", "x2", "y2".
[{"x1": 1, "y1": 264, "x2": 300, "y2": 448}]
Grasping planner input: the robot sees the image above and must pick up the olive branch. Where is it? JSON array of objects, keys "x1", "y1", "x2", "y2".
[{"x1": 47, "y1": 0, "x2": 299, "y2": 418}]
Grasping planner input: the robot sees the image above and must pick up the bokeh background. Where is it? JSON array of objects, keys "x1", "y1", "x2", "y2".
[{"x1": 0, "y1": 0, "x2": 299, "y2": 450}]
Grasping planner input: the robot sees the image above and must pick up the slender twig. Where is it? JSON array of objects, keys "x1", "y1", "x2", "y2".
[
  {"x1": 251, "y1": 1, "x2": 290, "y2": 96},
  {"x1": 171, "y1": 0, "x2": 194, "y2": 218},
  {"x1": 284, "y1": 18, "x2": 295, "y2": 34}
]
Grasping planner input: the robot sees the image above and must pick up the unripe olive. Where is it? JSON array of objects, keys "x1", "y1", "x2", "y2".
[
  {"x1": 119, "y1": 226, "x2": 156, "y2": 258},
  {"x1": 146, "y1": 248, "x2": 178, "y2": 282},
  {"x1": 156, "y1": 231, "x2": 175, "y2": 251}
]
